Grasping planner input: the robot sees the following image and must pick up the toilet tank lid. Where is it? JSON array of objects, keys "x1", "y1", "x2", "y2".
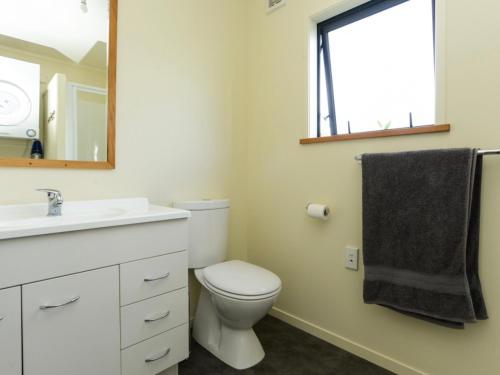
[{"x1": 173, "y1": 199, "x2": 230, "y2": 211}]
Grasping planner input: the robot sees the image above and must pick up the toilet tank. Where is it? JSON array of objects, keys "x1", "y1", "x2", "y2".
[{"x1": 173, "y1": 199, "x2": 229, "y2": 269}]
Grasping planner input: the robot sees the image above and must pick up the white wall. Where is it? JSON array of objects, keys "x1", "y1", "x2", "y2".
[{"x1": 243, "y1": 1, "x2": 500, "y2": 374}]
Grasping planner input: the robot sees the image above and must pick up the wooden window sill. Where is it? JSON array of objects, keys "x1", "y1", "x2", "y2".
[{"x1": 300, "y1": 124, "x2": 450, "y2": 145}]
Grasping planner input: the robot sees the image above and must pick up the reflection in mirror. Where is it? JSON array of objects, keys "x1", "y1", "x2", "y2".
[{"x1": 0, "y1": 0, "x2": 110, "y2": 163}]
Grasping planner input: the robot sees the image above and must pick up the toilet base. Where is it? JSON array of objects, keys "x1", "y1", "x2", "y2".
[
  {"x1": 195, "y1": 325, "x2": 265, "y2": 370},
  {"x1": 192, "y1": 287, "x2": 265, "y2": 370}
]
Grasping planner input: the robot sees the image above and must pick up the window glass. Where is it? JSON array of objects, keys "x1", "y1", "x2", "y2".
[{"x1": 318, "y1": 0, "x2": 435, "y2": 136}]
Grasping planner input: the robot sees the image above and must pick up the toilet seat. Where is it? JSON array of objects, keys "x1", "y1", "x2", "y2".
[
  {"x1": 199, "y1": 260, "x2": 282, "y2": 300},
  {"x1": 195, "y1": 268, "x2": 280, "y2": 301},
  {"x1": 204, "y1": 279, "x2": 281, "y2": 301}
]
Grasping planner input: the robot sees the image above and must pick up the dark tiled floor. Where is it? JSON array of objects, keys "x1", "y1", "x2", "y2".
[{"x1": 179, "y1": 315, "x2": 394, "y2": 375}]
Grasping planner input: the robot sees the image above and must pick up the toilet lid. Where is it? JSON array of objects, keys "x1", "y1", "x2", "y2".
[{"x1": 202, "y1": 260, "x2": 281, "y2": 297}]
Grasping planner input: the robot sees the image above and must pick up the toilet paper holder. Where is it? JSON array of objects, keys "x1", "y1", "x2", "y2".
[{"x1": 306, "y1": 203, "x2": 330, "y2": 220}]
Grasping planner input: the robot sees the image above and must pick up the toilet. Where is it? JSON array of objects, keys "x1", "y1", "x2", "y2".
[{"x1": 173, "y1": 199, "x2": 281, "y2": 370}]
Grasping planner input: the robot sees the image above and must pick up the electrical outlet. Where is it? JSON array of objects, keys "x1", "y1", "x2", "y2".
[{"x1": 345, "y1": 246, "x2": 359, "y2": 271}]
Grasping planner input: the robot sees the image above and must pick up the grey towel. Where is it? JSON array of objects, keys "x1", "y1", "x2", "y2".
[{"x1": 362, "y1": 148, "x2": 488, "y2": 328}]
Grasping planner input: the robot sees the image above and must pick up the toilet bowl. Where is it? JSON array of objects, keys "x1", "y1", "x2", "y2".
[
  {"x1": 193, "y1": 261, "x2": 281, "y2": 369},
  {"x1": 172, "y1": 199, "x2": 282, "y2": 370}
]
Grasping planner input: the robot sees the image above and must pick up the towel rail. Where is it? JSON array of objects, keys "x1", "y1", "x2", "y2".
[{"x1": 354, "y1": 149, "x2": 500, "y2": 162}]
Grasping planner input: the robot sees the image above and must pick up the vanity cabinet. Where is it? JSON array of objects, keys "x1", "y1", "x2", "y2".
[
  {"x1": 23, "y1": 267, "x2": 120, "y2": 375},
  {"x1": 120, "y1": 251, "x2": 188, "y2": 306},
  {"x1": 0, "y1": 287, "x2": 22, "y2": 375},
  {"x1": 121, "y1": 287, "x2": 189, "y2": 349},
  {"x1": 120, "y1": 253, "x2": 189, "y2": 374},
  {"x1": 121, "y1": 324, "x2": 189, "y2": 375},
  {"x1": 0, "y1": 215, "x2": 190, "y2": 375}
]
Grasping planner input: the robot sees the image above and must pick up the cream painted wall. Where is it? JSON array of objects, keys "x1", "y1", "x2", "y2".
[
  {"x1": 243, "y1": 1, "x2": 500, "y2": 374},
  {"x1": 1, "y1": 1, "x2": 499, "y2": 374},
  {"x1": 0, "y1": 0, "x2": 247, "y2": 258}
]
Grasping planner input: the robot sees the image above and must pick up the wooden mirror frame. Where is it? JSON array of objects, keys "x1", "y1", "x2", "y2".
[{"x1": 0, "y1": 0, "x2": 117, "y2": 170}]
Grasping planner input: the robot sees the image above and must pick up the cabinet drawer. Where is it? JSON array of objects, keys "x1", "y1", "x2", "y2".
[
  {"x1": 121, "y1": 288, "x2": 188, "y2": 349},
  {"x1": 0, "y1": 287, "x2": 22, "y2": 375},
  {"x1": 120, "y1": 252, "x2": 187, "y2": 306},
  {"x1": 121, "y1": 323, "x2": 189, "y2": 375},
  {"x1": 23, "y1": 267, "x2": 120, "y2": 375}
]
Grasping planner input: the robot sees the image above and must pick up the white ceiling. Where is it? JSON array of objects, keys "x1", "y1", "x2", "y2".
[{"x1": 0, "y1": 0, "x2": 108, "y2": 64}]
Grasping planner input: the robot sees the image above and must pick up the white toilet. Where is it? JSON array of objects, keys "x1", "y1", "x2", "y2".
[{"x1": 173, "y1": 199, "x2": 281, "y2": 370}]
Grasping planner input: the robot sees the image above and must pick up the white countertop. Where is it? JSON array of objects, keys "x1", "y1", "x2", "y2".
[{"x1": 0, "y1": 197, "x2": 190, "y2": 240}]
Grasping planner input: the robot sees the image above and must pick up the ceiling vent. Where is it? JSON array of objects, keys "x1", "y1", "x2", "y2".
[{"x1": 267, "y1": 0, "x2": 286, "y2": 13}]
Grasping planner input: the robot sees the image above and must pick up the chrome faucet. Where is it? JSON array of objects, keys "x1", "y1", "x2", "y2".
[{"x1": 37, "y1": 189, "x2": 64, "y2": 216}]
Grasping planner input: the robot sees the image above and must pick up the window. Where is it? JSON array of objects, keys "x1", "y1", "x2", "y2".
[{"x1": 316, "y1": 0, "x2": 435, "y2": 137}]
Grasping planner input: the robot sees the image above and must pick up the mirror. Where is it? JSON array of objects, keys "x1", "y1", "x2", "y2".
[{"x1": 0, "y1": 0, "x2": 116, "y2": 169}]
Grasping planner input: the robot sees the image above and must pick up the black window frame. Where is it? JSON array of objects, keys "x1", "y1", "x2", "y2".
[{"x1": 316, "y1": 0, "x2": 436, "y2": 137}]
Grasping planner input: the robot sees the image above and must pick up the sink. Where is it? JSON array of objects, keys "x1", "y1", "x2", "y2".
[
  {"x1": 0, "y1": 207, "x2": 127, "y2": 230},
  {"x1": 0, "y1": 198, "x2": 190, "y2": 239}
]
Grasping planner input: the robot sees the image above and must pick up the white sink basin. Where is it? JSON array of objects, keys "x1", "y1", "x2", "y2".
[{"x1": 0, "y1": 198, "x2": 190, "y2": 239}]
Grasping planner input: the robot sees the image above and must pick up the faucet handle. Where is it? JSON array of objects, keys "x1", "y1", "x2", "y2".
[{"x1": 36, "y1": 189, "x2": 63, "y2": 202}]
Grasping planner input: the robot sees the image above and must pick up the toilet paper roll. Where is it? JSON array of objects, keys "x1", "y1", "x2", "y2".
[{"x1": 306, "y1": 203, "x2": 330, "y2": 220}]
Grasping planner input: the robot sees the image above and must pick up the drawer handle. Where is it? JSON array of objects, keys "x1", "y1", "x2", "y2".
[
  {"x1": 145, "y1": 347, "x2": 171, "y2": 363},
  {"x1": 40, "y1": 296, "x2": 80, "y2": 310},
  {"x1": 144, "y1": 272, "x2": 170, "y2": 282},
  {"x1": 145, "y1": 310, "x2": 171, "y2": 323}
]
